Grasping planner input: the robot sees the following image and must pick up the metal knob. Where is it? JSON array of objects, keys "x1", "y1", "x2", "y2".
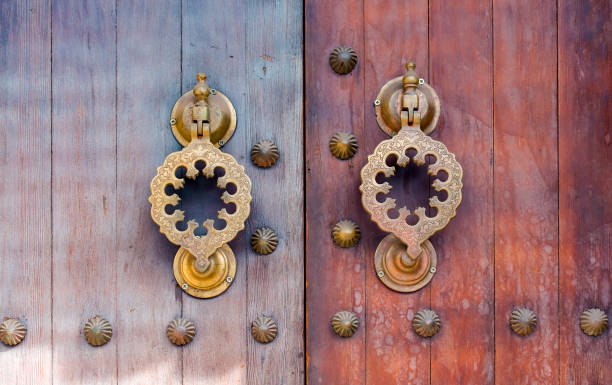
[
  {"x1": 331, "y1": 311, "x2": 359, "y2": 338},
  {"x1": 580, "y1": 308, "x2": 608, "y2": 337},
  {"x1": 412, "y1": 309, "x2": 441, "y2": 338},
  {"x1": 0, "y1": 318, "x2": 26, "y2": 346},
  {"x1": 251, "y1": 315, "x2": 277, "y2": 344},
  {"x1": 509, "y1": 308, "x2": 537, "y2": 336},
  {"x1": 84, "y1": 315, "x2": 112, "y2": 347},
  {"x1": 167, "y1": 318, "x2": 196, "y2": 346}
]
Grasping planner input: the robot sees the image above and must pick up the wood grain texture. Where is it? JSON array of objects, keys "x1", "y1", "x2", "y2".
[
  {"x1": 305, "y1": 0, "x2": 367, "y2": 384},
  {"x1": 429, "y1": 0, "x2": 495, "y2": 383},
  {"x1": 51, "y1": 0, "x2": 117, "y2": 383},
  {"x1": 0, "y1": 1, "x2": 52, "y2": 384},
  {"x1": 116, "y1": 1, "x2": 182, "y2": 384},
  {"x1": 181, "y1": 1, "x2": 248, "y2": 384},
  {"x1": 559, "y1": 0, "x2": 611, "y2": 383},
  {"x1": 493, "y1": 0, "x2": 559, "y2": 383},
  {"x1": 362, "y1": 1, "x2": 431, "y2": 384},
  {"x1": 245, "y1": 1, "x2": 304, "y2": 384}
]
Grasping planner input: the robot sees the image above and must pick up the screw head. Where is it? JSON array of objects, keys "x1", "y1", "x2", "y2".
[
  {"x1": 181, "y1": 283, "x2": 189, "y2": 290},
  {"x1": 170, "y1": 118, "x2": 177, "y2": 125},
  {"x1": 374, "y1": 99, "x2": 381, "y2": 106},
  {"x1": 210, "y1": 89, "x2": 217, "y2": 95},
  {"x1": 377, "y1": 270, "x2": 385, "y2": 278},
  {"x1": 226, "y1": 276, "x2": 233, "y2": 283},
  {"x1": 430, "y1": 267, "x2": 437, "y2": 273},
  {"x1": 418, "y1": 78, "x2": 425, "y2": 85},
  {"x1": 218, "y1": 140, "x2": 224, "y2": 146}
]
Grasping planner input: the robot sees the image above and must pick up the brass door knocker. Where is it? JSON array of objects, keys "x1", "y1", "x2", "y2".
[
  {"x1": 149, "y1": 73, "x2": 252, "y2": 298},
  {"x1": 360, "y1": 62, "x2": 463, "y2": 292}
]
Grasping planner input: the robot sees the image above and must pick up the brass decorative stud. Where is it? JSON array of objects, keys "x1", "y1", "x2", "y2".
[
  {"x1": 251, "y1": 140, "x2": 279, "y2": 168},
  {"x1": 580, "y1": 308, "x2": 608, "y2": 337},
  {"x1": 412, "y1": 309, "x2": 441, "y2": 338},
  {"x1": 167, "y1": 318, "x2": 196, "y2": 346},
  {"x1": 251, "y1": 315, "x2": 277, "y2": 344},
  {"x1": 329, "y1": 46, "x2": 358, "y2": 75},
  {"x1": 329, "y1": 133, "x2": 359, "y2": 160},
  {"x1": 509, "y1": 308, "x2": 537, "y2": 336},
  {"x1": 332, "y1": 220, "x2": 361, "y2": 248},
  {"x1": 84, "y1": 315, "x2": 112, "y2": 347},
  {"x1": 0, "y1": 318, "x2": 26, "y2": 346},
  {"x1": 251, "y1": 227, "x2": 278, "y2": 255},
  {"x1": 331, "y1": 311, "x2": 359, "y2": 338}
]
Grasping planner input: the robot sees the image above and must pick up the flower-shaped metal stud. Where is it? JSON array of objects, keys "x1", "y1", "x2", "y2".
[
  {"x1": 412, "y1": 309, "x2": 441, "y2": 338},
  {"x1": 331, "y1": 311, "x2": 359, "y2": 338},
  {"x1": 251, "y1": 140, "x2": 279, "y2": 168},
  {"x1": 251, "y1": 227, "x2": 278, "y2": 255},
  {"x1": 0, "y1": 318, "x2": 26, "y2": 346},
  {"x1": 329, "y1": 46, "x2": 358, "y2": 75},
  {"x1": 84, "y1": 315, "x2": 112, "y2": 347},
  {"x1": 167, "y1": 318, "x2": 196, "y2": 346},
  {"x1": 332, "y1": 220, "x2": 361, "y2": 248},
  {"x1": 580, "y1": 308, "x2": 608, "y2": 337},
  {"x1": 509, "y1": 308, "x2": 537, "y2": 336},
  {"x1": 251, "y1": 315, "x2": 277, "y2": 344},
  {"x1": 329, "y1": 133, "x2": 358, "y2": 160}
]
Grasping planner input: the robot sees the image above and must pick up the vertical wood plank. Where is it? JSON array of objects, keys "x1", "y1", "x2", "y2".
[
  {"x1": 362, "y1": 1, "x2": 431, "y2": 384},
  {"x1": 116, "y1": 1, "x2": 182, "y2": 384},
  {"x1": 245, "y1": 1, "x2": 304, "y2": 384},
  {"x1": 493, "y1": 0, "x2": 559, "y2": 383},
  {"x1": 181, "y1": 1, "x2": 247, "y2": 384},
  {"x1": 429, "y1": 0, "x2": 495, "y2": 383},
  {"x1": 0, "y1": 1, "x2": 52, "y2": 384},
  {"x1": 305, "y1": 1, "x2": 366, "y2": 384},
  {"x1": 51, "y1": 0, "x2": 117, "y2": 383},
  {"x1": 559, "y1": 0, "x2": 611, "y2": 383}
]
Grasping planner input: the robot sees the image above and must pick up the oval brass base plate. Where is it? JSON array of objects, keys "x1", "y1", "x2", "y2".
[
  {"x1": 374, "y1": 234, "x2": 437, "y2": 293},
  {"x1": 375, "y1": 76, "x2": 440, "y2": 136},
  {"x1": 170, "y1": 89, "x2": 236, "y2": 147},
  {"x1": 173, "y1": 245, "x2": 236, "y2": 299}
]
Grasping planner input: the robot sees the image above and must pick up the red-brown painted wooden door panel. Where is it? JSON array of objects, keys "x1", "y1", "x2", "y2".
[
  {"x1": 1, "y1": 0, "x2": 611, "y2": 384},
  {"x1": 305, "y1": 0, "x2": 610, "y2": 384}
]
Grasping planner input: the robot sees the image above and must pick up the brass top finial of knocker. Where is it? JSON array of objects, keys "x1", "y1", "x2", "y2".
[
  {"x1": 360, "y1": 62, "x2": 463, "y2": 292},
  {"x1": 149, "y1": 73, "x2": 252, "y2": 298}
]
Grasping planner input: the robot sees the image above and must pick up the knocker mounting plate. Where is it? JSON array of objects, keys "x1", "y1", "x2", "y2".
[
  {"x1": 375, "y1": 72, "x2": 440, "y2": 136},
  {"x1": 171, "y1": 85, "x2": 236, "y2": 147}
]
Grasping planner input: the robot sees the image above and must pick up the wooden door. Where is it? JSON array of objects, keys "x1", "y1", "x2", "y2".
[
  {"x1": 0, "y1": 0, "x2": 303, "y2": 384},
  {"x1": 305, "y1": 0, "x2": 611, "y2": 384},
  {"x1": 1, "y1": 1, "x2": 611, "y2": 385}
]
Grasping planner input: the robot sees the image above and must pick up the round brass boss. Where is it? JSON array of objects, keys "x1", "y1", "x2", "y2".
[
  {"x1": 173, "y1": 245, "x2": 236, "y2": 299},
  {"x1": 374, "y1": 234, "x2": 437, "y2": 293}
]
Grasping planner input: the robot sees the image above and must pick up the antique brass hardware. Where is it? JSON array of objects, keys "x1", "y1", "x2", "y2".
[
  {"x1": 167, "y1": 318, "x2": 196, "y2": 346},
  {"x1": 360, "y1": 62, "x2": 463, "y2": 293},
  {"x1": 251, "y1": 227, "x2": 278, "y2": 255},
  {"x1": 580, "y1": 308, "x2": 608, "y2": 337},
  {"x1": 251, "y1": 140, "x2": 279, "y2": 168},
  {"x1": 329, "y1": 46, "x2": 358, "y2": 75},
  {"x1": 84, "y1": 315, "x2": 112, "y2": 347},
  {"x1": 251, "y1": 315, "x2": 277, "y2": 344},
  {"x1": 332, "y1": 220, "x2": 361, "y2": 248},
  {"x1": 510, "y1": 308, "x2": 537, "y2": 336},
  {"x1": 150, "y1": 73, "x2": 252, "y2": 299},
  {"x1": 412, "y1": 309, "x2": 441, "y2": 338},
  {"x1": 0, "y1": 318, "x2": 26, "y2": 346},
  {"x1": 329, "y1": 132, "x2": 359, "y2": 160},
  {"x1": 331, "y1": 311, "x2": 359, "y2": 338}
]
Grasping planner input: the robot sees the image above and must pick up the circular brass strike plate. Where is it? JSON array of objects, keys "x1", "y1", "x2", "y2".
[
  {"x1": 375, "y1": 76, "x2": 440, "y2": 136},
  {"x1": 170, "y1": 87, "x2": 236, "y2": 147},
  {"x1": 374, "y1": 234, "x2": 437, "y2": 293},
  {"x1": 173, "y1": 245, "x2": 236, "y2": 299}
]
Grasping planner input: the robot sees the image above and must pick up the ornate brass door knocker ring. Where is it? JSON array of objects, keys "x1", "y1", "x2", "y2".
[
  {"x1": 360, "y1": 62, "x2": 463, "y2": 292},
  {"x1": 149, "y1": 73, "x2": 252, "y2": 298}
]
